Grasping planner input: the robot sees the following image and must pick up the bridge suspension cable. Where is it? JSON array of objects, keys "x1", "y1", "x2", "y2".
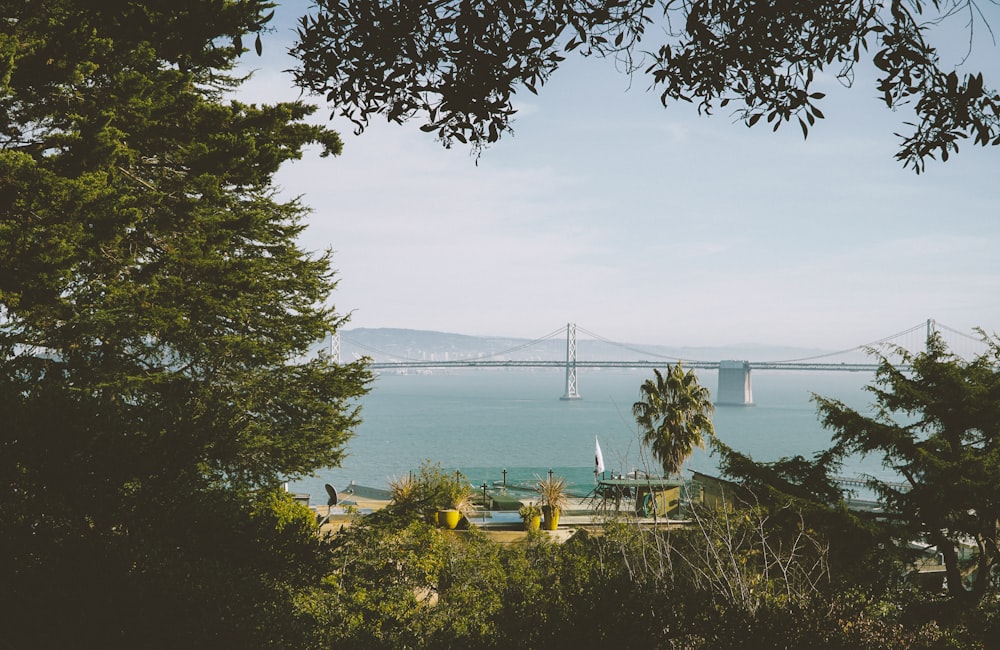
[
  {"x1": 346, "y1": 318, "x2": 986, "y2": 368},
  {"x1": 575, "y1": 325, "x2": 714, "y2": 365},
  {"x1": 342, "y1": 325, "x2": 567, "y2": 363},
  {"x1": 933, "y1": 321, "x2": 987, "y2": 344},
  {"x1": 340, "y1": 337, "x2": 422, "y2": 362},
  {"x1": 762, "y1": 321, "x2": 929, "y2": 364},
  {"x1": 482, "y1": 325, "x2": 567, "y2": 359}
]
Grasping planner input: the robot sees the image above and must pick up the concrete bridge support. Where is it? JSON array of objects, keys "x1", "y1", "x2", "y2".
[{"x1": 717, "y1": 360, "x2": 753, "y2": 406}]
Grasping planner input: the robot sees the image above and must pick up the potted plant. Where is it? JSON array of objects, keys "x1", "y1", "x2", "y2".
[
  {"x1": 536, "y1": 474, "x2": 568, "y2": 530},
  {"x1": 439, "y1": 475, "x2": 473, "y2": 530},
  {"x1": 389, "y1": 473, "x2": 418, "y2": 505},
  {"x1": 410, "y1": 460, "x2": 451, "y2": 524},
  {"x1": 519, "y1": 503, "x2": 542, "y2": 531}
]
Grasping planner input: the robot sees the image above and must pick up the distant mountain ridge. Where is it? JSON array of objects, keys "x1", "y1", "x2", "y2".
[{"x1": 335, "y1": 327, "x2": 857, "y2": 364}]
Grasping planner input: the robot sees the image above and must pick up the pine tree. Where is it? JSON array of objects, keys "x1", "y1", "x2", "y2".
[{"x1": 0, "y1": 2, "x2": 369, "y2": 645}]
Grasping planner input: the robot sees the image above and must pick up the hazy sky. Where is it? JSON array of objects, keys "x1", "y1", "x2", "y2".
[{"x1": 241, "y1": 2, "x2": 1000, "y2": 349}]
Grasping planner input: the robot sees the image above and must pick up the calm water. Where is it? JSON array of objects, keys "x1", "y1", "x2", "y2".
[{"x1": 289, "y1": 368, "x2": 892, "y2": 500}]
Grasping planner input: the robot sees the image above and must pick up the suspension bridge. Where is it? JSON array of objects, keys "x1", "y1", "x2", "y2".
[{"x1": 325, "y1": 319, "x2": 990, "y2": 405}]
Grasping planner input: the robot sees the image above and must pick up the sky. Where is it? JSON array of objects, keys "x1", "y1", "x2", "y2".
[{"x1": 238, "y1": 1, "x2": 1000, "y2": 350}]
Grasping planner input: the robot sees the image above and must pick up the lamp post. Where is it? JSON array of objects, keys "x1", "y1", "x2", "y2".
[{"x1": 502, "y1": 468, "x2": 507, "y2": 492}]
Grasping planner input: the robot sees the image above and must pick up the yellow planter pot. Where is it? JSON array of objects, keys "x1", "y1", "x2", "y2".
[
  {"x1": 439, "y1": 509, "x2": 461, "y2": 529},
  {"x1": 542, "y1": 506, "x2": 560, "y2": 530},
  {"x1": 523, "y1": 515, "x2": 541, "y2": 531}
]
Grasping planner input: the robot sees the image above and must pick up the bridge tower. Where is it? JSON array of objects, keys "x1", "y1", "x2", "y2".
[
  {"x1": 325, "y1": 331, "x2": 341, "y2": 364},
  {"x1": 560, "y1": 322, "x2": 582, "y2": 401},
  {"x1": 716, "y1": 360, "x2": 753, "y2": 406}
]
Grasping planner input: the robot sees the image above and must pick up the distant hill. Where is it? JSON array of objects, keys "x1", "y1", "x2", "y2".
[{"x1": 328, "y1": 327, "x2": 862, "y2": 365}]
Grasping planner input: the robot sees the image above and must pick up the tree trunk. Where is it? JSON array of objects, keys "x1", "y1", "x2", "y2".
[
  {"x1": 932, "y1": 534, "x2": 966, "y2": 600},
  {"x1": 967, "y1": 534, "x2": 995, "y2": 603}
]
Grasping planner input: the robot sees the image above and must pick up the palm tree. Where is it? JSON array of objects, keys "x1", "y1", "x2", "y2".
[{"x1": 632, "y1": 363, "x2": 715, "y2": 476}]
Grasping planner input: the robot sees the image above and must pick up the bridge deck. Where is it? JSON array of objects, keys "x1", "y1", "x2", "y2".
[{"x1": 367, "y1": 359, "x2": 894, "y2": 372}]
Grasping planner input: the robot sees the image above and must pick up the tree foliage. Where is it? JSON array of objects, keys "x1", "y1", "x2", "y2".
[
  {"x1": 718, "y1": 332, "x2": 1000, "y2": 606},
  {"x1": 292, "y1": 0, "x2": 1000, "y2": 171},
  {"x1": 713, "y1": 436, "x2": 908, "y2": 593},
  {"x1": 633, "y1": 363, "x2": 715, "y2": 476},
  {"x1": 815, "y1": 332, "x2": 1000, "y2": 604},
  {"x1": 310, "y1": 500, "x2": 994, "y2": 648},
  {"x1": 0, "y1": 1, "x2": 369, "y2": 645}
]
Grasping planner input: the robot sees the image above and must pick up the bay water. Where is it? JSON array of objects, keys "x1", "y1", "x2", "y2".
[{"x1": 288, "y1": 368, "x2": 892, "y2": 501}]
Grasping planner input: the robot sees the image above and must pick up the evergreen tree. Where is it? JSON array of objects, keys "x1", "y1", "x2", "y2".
[
  {"x1": 0, "y1": 1, "x2": 369, "y2": 645},
  {"x1": 815, "y1": 332, "x2": 1000, "y2": 604},
  {"x1": 717, "y1": 332, "x2": 1000, "y2": 604}
]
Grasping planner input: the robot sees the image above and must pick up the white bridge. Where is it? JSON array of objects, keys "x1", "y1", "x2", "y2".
[{"x1": 328, "y1": 320, "x2": 985, "y2": 406}]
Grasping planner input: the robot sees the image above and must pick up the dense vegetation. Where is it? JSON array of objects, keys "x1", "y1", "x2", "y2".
[
  {"x1": 3, "y1": 1, "x2": 1000, "y2": 647},
  {"x1": 301, "y1": 463, "x2": 1000, "y2": 649},
  {"x1": 0, "y1": 2, "x2": 369, "y2": 646}
]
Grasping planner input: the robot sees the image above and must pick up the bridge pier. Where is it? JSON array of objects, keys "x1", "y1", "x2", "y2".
[{"x1": 717, "y1": 360, "x2": 753, "y2": 406}]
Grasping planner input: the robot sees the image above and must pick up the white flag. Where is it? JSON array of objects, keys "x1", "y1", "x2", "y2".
[{"x1": 595, "y1": 436, "x2": 605, "y2": 474}]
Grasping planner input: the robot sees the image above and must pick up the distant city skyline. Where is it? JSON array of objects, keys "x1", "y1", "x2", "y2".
[{"x1": 241, "y1": 1, "x2": 1000, "y2": 349}]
